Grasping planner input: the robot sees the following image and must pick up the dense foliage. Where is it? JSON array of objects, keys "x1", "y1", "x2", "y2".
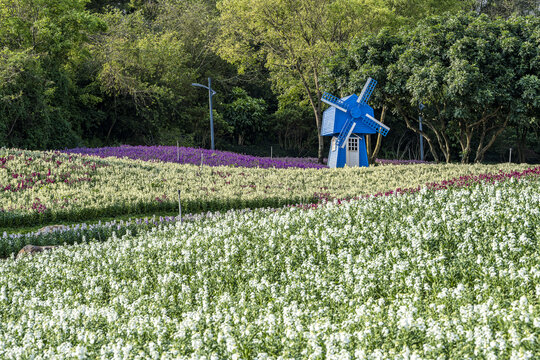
[
  {"x1": 0, "y1": 173, "x2": 538, "y2": 358},
  {"x1": 1, "y1": 1, "x2": 538, "y2": 162},
  {"x1": 216, "y1": 0, "x2": 469, "y2": 162},
  {"x1": 0, "y1": 0, "x2": 106, "y2": 149},
  {"x1": 0, "y1": 148, "x2": 533, "y2": 228},
  {"x1": 324, "y1": 12, "x2": 540, "y2": 164}
]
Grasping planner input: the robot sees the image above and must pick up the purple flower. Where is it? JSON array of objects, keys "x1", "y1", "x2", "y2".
[{"x1": 62, "y1": 145, "x2": 327, "y2": 169}]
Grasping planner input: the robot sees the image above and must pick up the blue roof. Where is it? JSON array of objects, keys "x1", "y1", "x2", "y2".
[{"x1": 321, "y1": 96, "x2": 376, "y2": 136}]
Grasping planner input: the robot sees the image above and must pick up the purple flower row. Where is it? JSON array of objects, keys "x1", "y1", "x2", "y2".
[
  {"x1": 63, "y1": 145, "x2": 430, "y2": 168},
  {"x1": 63, "y1": 146, "x2": 327, "y2": 169}
]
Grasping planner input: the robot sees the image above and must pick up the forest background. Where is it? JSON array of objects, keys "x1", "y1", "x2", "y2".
[{"x1": 0, "y1": 0, "x2": 538, "y2": 164}]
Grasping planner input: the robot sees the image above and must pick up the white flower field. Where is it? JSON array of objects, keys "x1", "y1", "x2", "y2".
[
  {"x1": 0, "y1": 172, "x2": 538, "y2": 359},
  {"x1": 1, "y1": 0, "x2": 539, "y2": 358}
]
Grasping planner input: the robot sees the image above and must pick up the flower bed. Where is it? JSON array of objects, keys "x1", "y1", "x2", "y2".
[
  {"x1": 3, "y1": 165, "x2": 539, "y2": 259},
  {"x1": 64, "y1": 145, "x2": 430, "y2": 167},
  {"x1": 1, "y1": 148, "x2": 534, "y2": 227},
  {"x1": 64, "y1": 145, "x2": 327, "y2": 169},
  {"x1": 0, "y1": 212, "x2": 226, "y2": 259},
  {"x1": 0, "y1": 176, "x2": 538, "y2": 358}
]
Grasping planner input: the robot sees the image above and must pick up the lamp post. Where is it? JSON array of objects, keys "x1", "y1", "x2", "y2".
[
  {"x1": 419, "y1": 102, "x2": 425, "y2": 161},
  {"x1": 192, "y1": 78, "x2": 217, "y2": 150}
]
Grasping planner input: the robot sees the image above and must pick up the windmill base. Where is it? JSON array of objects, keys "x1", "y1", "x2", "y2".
[{"x1": 327, "y1": 135, "x2": 369, "y2": 168}]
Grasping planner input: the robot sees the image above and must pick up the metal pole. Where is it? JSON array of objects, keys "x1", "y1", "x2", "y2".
[
  {"x1": 208, "y1": 78, "x2": 215, "y2": 150},
  {"x1": 192, "y1": 80, "x2": 217, "y2": 150},
  {"x1": 509, "y1": 148, "x2": 512, "y2": 163},
  {"x1": 419, "y1": 103, "x2": 425, "y2": 161},
  {"x1": 419, "y1": 116, "x2": 424, "y2": 161}
]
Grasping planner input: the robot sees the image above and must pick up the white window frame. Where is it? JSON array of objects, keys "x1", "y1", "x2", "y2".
[{"x1": 348, "y1": 137, "x2": 358, "y2": 152}]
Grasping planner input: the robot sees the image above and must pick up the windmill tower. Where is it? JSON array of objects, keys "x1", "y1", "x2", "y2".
[{"x1": 321, "y1": 77, "x2": 389, "y2": 168}]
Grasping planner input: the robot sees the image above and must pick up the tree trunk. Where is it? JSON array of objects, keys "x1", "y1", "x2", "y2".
[
  {"x1": 107, "y1": 96, "x2": 118, "y2": 142},
  {"x1": 439, "y1": 119, "x2": 452, "y2": 163},
  {"x1": 310, "y1": 105, "x2": 324, "y2": 163},
  {"x1": 307, "y1": 94, "x2": 324, "y2": 164},
  {"x1": 7, "y1": 117, "x2": 18, "y2": 138},
  {"x1": 517, "y1": 127, "x2": 528, "y2": 163},
  {"x1": 395, "y1": 101, "x2": 441, "y2": 163},
  {"x1": 313, "y1": 68, "x2": 325, "y2": 164},
  {"x1": 458, "y1": 125, "x2": 473, "y2": 164},
  {"x1": 366, "y1": 134, "x2": 371, "y2": 160},
  {"x1": 369, "y1": 105, "x2": 387, "y2": 164},
  {"x1": 317, "y1": 120, "x2": 324, "y2": 164},
  {"x1": 474, "y1": 117, "x2": 509, "y2": 163},
  {"x1": 427, "y1": 121, "x2": 451, "y2": 163},
  {"x1": 296, "y1": 64, "x2": 325, "y2": 164}
]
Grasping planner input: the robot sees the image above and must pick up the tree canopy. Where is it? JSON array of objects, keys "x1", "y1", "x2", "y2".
[
  {"x1": 0, "y1": 0, "x2": 538, "y2": 163},
  {"x1": 216, "y1": 0, "x2": 471, "y2": 162},
  {"x1": 324, "y1": 12, "x2": 540, "y2": 163}
]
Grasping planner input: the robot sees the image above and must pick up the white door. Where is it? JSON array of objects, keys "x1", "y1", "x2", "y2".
[{"x1": 346, "y1": 136, "x2": 359, "y2": 167}]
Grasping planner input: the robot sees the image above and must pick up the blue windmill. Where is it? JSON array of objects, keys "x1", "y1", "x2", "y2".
[{"x1": 321, "y1": 77, "x2": 390, "y2": 168}]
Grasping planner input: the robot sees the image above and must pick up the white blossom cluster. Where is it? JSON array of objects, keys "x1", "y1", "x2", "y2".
[
  {"x1": 0, "y1": 148, "x2": 532, "y2": 224},
  {"x1": 0, "y1": 178, "x2": 538, "y2": 359}
]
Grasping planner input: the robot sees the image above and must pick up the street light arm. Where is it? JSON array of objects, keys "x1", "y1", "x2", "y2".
[
  {"x1": 191, "y1": 83, "x2": 209, "y2": 90},
  {"x1": 192, "y1": 83, "x2": 216, "y2": 95},
  {"x1": 192, "y1": 77, "x2": 216, "y2": 150}
]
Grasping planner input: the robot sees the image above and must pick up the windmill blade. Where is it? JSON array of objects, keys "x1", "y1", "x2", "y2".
[
  {"x1": 363, "y1": 114, "x2": 390, "y2": 136},
  {"x1": 340, "y1": 122, "x2": 356, "y2": 148},
  {"x1": 321, "y1": 92, "x2": 348, "y2": 113},
  {"x1": 357, "y1": 78, "x2": 377, "y2": 105},
  {"x1": 336, "y1": 119, "x2": 356, "y2": 148}
]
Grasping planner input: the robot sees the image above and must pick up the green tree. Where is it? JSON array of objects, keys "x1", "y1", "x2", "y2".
[
  {"x1": 223, "y1": 87, "x2": 267, "y2": 145},
  {"x1": 401, "y1": 13, "x2": 539, "y2": 163},
  {"x1": 217, "y1": 0, "x2": 386, "y2": 163},
  {"x1": 510, "y1": 15, "x2": 540, "y2": 162},
  {"x1": 92, "y1": 8, "x2": 191, "y2": 142},
  {"x1": 0, "y1": 0, "x2": 105, "y2": 149},
  {"x1": 325, "y1": 12, "x2": 540, "y2": 163},
  {"x1": 90, "y1": 0, "x2": 229, "y2": 145},
  {"x1": 217, "y1": 0, "x2": 470, "y2": 163},
  {"x1": 273, "y1": 84, "x2": 316, "y2": 156}
]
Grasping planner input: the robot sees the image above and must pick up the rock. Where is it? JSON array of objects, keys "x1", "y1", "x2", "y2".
[
  {"x1": 17, "y1": 245, "x2": 57, "y2": 258},
  {"x1": 37, "y1": 225, "x2": 67, "y2": 234}
]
